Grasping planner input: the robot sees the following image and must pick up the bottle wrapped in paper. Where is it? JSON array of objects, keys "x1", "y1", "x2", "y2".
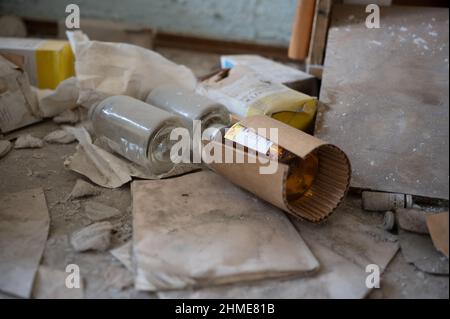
[{"x1": 208, "y1": 115, "x2": 351, "y2": 223}]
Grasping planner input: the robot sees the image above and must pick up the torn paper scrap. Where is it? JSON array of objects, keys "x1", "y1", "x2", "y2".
[
  {"x1": 0, "y1": 55, "x2": 41, "y2": 133},
  {"x1": 14, "y1": 134, "x2": 43, "y2": 149},
  {"x1": 70, "y1": 221, "x2": 113, "y2": 252},
  {"x1": 426, "y1": 212, "x2": 449, "y2": 258},
  {"x1": 110, "y1": 241, "x2": 134, "y2": 273},
  {"x1": 32, "y1": 266, "x2": 83, "y2": 299},
  {"x1": 68, "y1": 31, "x2": 197, "y2": 109},
  {"x1": 0, "y1": 188, "x2": 50, "y2": 298},
  {"x1": 132, "y1": 170, "x2": 319, "y2": 291},
  {"x1": 85, "y1": 201, "x2": 122, "y2": 221},
  {"x1": 68, "y1": 179, "x2": 100, "y2": 200},
  {"x1": 53, "y1": 107, "x2": 87, "y2": 124},
  {"x1": 44, "y1": 129, "x2": 76, "y2": 144}
]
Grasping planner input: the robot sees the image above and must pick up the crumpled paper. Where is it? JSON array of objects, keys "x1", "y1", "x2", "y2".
[
  {"x1": 132, "y1": 170, "x2": 320, "y2": 291},
  {"x1": 36, "y1": 77, "x2": 79, "y2": 118},
  {"x1": 67, "y1": 31, "x2": 197, "y2": 109},
  {"x1": 64, "y1": 125, "x2": 200, "y2": 188}
]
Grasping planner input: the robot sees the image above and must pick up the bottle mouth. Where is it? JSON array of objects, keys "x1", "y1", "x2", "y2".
[{"x1": 200, "y1": 108, "x2": 231, "y2": 132}]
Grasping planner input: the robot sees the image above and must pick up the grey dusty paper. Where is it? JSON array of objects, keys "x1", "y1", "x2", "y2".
[
  {"x1": 132, "y1": 170, "x2": 319, "y2": 291},
  {"x1": 0, "y1": 188, "x2": 50, "y2": 298}
]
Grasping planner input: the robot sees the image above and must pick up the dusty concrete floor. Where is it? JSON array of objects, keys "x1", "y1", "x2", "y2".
[{"x1": 0, "y1": 48, "x2": 448, "y2": 299}]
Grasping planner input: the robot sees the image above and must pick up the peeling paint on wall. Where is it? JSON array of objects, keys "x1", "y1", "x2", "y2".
[{"x1": 0, "y1": 0, "x2": 296, "y2": 46}]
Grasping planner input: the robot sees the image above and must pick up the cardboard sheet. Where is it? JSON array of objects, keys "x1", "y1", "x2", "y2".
[
  {"x1": 158, "y1": 195, "x2": 399, "y2": 299},
  {"x1": 317, "y1": 5, "x2": 449, "y2": 199},
  {"x1": 132, "y1": 170, "x2": 319, "y2": 291},
  {"x1": 0, "y1": 188, "x2": 50, "y2": 298},
  {"x1": 426, "y1": 212, "x2": 449, "y2": 258}
]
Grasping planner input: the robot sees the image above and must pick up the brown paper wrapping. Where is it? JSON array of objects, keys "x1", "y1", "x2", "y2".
[{"x1": 209, "y1": 115, "x2": 351, "y2": 223}]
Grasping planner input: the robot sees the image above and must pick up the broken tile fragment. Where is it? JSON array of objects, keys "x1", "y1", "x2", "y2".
[
  {"x1": 68, "y1": 179, "x2": 100, "y2": 200},
  {"x1": 85, "y1": 201, "x2": 122, "y2": 221},
  {"x1": 0, "y1": 140, "x2": 12, "y2": 158},
  {"x1": 70, "y1": 221, "x2": 112, "y2": 252},
  {"x1": 14, "y1": 134, "x2": 43, "y2": 149},
  {"x1": 44, "y1": 129, "x2": 76, "y2": 144}
]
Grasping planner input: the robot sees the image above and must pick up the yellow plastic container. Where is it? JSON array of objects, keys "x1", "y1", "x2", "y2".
[{"x1": 0, "y1": 37, "x2": 75, "y2": 89}]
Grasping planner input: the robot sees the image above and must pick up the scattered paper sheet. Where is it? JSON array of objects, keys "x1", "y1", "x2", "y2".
[
  {"x1": 158, "y1": 195, "x2": 399, "y2": 299},
  {"x1": 0, "y1": 188, "x2": 50, "y2": 298},
  {"x1": 32, "y1": 266, "x2": 83, "y2": 299},
  {"x1": 132, "y1": 170, "x2": 319, "y2": 292},
  {"x1": 399, "y1": 230, "x2": 449, "y2": 275}
]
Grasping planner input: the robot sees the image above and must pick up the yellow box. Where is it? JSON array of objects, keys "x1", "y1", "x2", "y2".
[{"x1": 0, "y1": 37, "x2": 75, "y2": 89}]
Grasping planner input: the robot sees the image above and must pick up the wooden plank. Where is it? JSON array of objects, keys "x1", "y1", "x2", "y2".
[
  {"x1": 307, "y1": 0, "x2": 333, "y2": 66},
  {"x1": 316, "y1": 5, "x2": 449, "y2": 199}
]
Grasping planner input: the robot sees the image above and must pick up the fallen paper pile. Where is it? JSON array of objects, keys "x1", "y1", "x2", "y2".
[{"x1": 132, "y1": 170, "x2": 320, "y2": 291}]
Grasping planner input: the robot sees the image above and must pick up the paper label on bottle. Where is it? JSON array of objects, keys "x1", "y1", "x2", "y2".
[{"x1": 224, "y1": 123, "x2": 273, "y2": 155}]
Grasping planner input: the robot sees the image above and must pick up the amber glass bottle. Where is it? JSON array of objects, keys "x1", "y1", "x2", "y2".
[{"x1": 224, "y1": 123, "x2": 319, "y2": 201}]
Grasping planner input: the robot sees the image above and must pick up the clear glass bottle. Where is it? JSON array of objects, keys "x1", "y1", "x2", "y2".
[
  {"x1": 146, "y1": 84, "x2": 231, "y2": 134},
  {"x1": 89, "y1": 95, "x2": 186, "y2": 175}
]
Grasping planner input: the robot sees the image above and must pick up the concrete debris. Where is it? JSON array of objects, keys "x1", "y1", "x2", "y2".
[
  {"x1": 85, "y1": 201, "x2": 122, "y2": 221},
  {"x1": 71, "y1": 221, "x2": 113, "y2": 252},
  {"x1": 68, "y1": 179, "x2": 101, "y2": 200},
  {"x1": 44, "y1": 129, "x2": 76, "y2": 144},
  {"x1": 396, "y1": 208, "x2": 429, "y2": 234},
  {"x1": 14, "y1": 134, "x2": 44, "y2": 149},
  {"x1": 0, "y1": 140, "x2": 12, "y2": 158}
]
